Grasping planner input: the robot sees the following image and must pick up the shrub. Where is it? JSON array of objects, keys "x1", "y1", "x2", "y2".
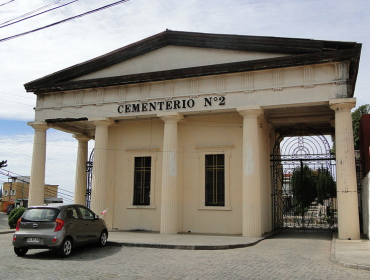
[{"x1": 8, "y1": 207, "x2": 26, "y2": 229}]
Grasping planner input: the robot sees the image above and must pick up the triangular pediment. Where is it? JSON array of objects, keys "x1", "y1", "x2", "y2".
[
  {"x1": 24, "y1": 30, "x2": 361, "y2": 94},
  {"x1": 72, "y1": 45, "x2": 288, "y2": 81}
]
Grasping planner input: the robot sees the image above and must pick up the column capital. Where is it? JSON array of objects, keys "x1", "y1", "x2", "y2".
[
  {"x1": 158, "y1": 112, "x2": 184, "y2": 123},
  {"x1": 73, "y1": 134, "x2": 91, "y2": 142},
  {"x1": 329, "y1": 98, "x2": 356, "y2": 111},
  {"x1": 89, "y1": 117, "x2": 115, "y2": 127},
  {"x1": 27, "y1": 121, "x2": 49, "y2": 131},
  {"x1": 237, "y1": 106, "x2": 263, "y2": 118}
]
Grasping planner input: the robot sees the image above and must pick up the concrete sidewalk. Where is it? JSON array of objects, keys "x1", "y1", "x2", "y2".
[
  {"x1": 331, "y1": 234, "x2": 370, "y2": 270},
  {"x1": 103, "y1": 231, "x2": 370, "y2": 271},
  {"x1": 2, "y1": 228, "x2": 370, "y2": 270}
]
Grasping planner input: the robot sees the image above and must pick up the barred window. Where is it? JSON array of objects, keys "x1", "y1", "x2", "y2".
[
  {"x1": 133, "y1": 157, "x2": 151, "y2": 205},
  {"x1": 205, "y1": 154, "x2": 225, "y2": 206}
]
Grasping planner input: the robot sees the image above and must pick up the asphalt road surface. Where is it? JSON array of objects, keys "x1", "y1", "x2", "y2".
[{"x1": 1, "y1": 230, "x2": 370, "y2": 279}]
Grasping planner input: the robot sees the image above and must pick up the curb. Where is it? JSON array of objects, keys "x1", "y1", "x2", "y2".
[
  {"x1": 0, "y1": 230, "x2": 14, "y2": 235},
  {"x1": 109, "y1": 230, "x2": 281, "y2": 250},
  {"x1": 330, "y1": 234, "x2": 370, "y2": 271},
  {"x1": 115, "y1": 239, "x2": 263, "y2": 250}
]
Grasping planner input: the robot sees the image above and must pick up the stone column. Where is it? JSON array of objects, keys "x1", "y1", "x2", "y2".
[
  {"x1": 90, "y1": 118, "x2": 114, "y2": 215},
  {"x1": 237, "y1": 106, "x2": 263, "y2": 237},
  {"x1": 73, "y1": 134, "x2": 90, "y2": 205},
  {"x1": 330, "y1": 98, "x2": 360, "y2": 240},
  {"x1": 28, "y1": 121, "x2": 49, "y2": 206},
  {"x1": 158, "y1": 112, "x2": 183, "y2": 234}
]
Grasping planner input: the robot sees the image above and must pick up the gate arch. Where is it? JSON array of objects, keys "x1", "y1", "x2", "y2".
[{"x1": 271, "y1": 124, "x2": 337, "y2": 230}]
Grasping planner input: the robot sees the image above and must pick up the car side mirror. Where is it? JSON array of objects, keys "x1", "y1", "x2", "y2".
[{"x1": 94, "y1": 215, "x2": 99, "y2": 220}]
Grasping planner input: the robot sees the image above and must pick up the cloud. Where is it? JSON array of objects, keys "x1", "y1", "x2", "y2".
[{"x1": 0, "y1": 0, "x2": 369, "y2": 198}]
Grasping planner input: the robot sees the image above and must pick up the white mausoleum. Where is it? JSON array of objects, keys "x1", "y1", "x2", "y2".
[{"x1": 25, "y1": 31, "x2": 362, "y2": 239}]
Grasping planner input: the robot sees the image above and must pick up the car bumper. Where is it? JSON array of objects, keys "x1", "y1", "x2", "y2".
[{"x1": 12, "y1": 232, "x2": 65, "y2": 249}]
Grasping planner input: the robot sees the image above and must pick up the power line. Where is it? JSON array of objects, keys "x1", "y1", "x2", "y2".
[
  {"x1": 0, "y1": 0, "x2": 15, "y2": 8},
  {"x1": 2, "y1": 99, "x2": 34, "y2": 107},
  {"x1": 1, "y1": 0, "x2": 62, "y2": 26},
  {"x1": 0, "y1": 91, "x2": 35, "y2": 99},
  {"x1": 0, "y1": 0, "x2": 131, "y2": 43},
  {"x1": 0, "y1": 168, "x2": 74, "y2": 197},
  {"x1": 0, "y1": 0, "x2": 81, "y2": 29},
  {"x1": 0, "y1": 141, "x2": 78, "y2": 180}
]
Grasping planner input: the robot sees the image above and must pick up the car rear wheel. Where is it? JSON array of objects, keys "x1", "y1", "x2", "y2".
[
  {"x1": 57, "y1": 238, "x2": 72, "y2": 257},
  {"x1": 97, "y1": 231, "x2": 108, "y2": 247},
  {"x1": 14, "y1": 247, "x2": 28, "y2": 257}
]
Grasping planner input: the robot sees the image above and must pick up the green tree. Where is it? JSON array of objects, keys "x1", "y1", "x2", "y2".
[
  {"x1": 352, "y1": 104, "x2": 370, "y2": 150},
  {"x1": 291, "y1": 164, "x2": 317, "y2": 226},
  {"x1": 316, "y1": 168, "x2": 336, "y2": 204}
]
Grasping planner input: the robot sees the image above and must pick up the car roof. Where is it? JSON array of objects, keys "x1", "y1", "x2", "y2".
[{"x1": 27, "y1": 203, "x2": 86, "y2": 210}]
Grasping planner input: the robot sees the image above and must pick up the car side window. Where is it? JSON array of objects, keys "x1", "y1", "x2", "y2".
[
  {"x1": 78, "y1": 206, "x2": 95, "y2": 220},
  {"x1": 66, "y1": 207, "x2": 79, "y2": 219}
]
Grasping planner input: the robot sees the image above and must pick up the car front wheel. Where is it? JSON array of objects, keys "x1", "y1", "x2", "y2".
[
  {"x1": 97, "y1": 231, "x2": 108, "y2": 247},
  {"x1": 14, "y1": 247, "x2": 28, "y2": 257},
  {"x1": 57, "y1": 238, "x2": 72, "y2": 257}
]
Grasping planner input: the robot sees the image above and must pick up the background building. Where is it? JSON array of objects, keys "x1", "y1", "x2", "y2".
[{"x1": 1, "y1": 176, "x2": 59, "y2": 211}]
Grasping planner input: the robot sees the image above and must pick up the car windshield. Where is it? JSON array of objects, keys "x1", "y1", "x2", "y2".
[{"x1": 22, "y1": 208, "x2": 59, "y2": 222}]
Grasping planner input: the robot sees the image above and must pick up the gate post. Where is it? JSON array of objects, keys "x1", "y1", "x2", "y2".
[
  {"x1": 330, "y1": 98, "x2": 360, "y2": 240},
  {"x1": 238, "y1": 106, "x2": 263, "y2": 237}
]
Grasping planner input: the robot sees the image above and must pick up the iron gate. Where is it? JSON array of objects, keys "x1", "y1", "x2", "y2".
[{"x1": 271, "y1": 124, "x2": 337, "y2": 230}]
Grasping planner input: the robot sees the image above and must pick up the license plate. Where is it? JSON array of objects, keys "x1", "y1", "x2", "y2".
[{"x1": 27, "y1": 238, "x2": 40, "y2": 243}]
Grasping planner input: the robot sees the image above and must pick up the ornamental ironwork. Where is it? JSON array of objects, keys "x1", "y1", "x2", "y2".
[
  {"x1": 271, "y1": 124, "x2": 337, "y2": 230},
  {"x1": 86, "y1": 149, "x2": 94, "y2": 208}
]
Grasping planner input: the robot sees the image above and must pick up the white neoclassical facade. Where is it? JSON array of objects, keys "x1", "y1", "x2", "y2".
[{"x1": 25, "y1": 31, "x2": 362, "y2": 239}]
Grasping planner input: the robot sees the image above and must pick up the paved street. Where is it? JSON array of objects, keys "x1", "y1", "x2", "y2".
[
  {"x1": 0, "y1": 212, "x2": 9, "y2": 230},
  {"x1": 1, "y1": 230, "x2": 370, "y2": 280}
]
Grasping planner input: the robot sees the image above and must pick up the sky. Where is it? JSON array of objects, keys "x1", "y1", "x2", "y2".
[{"x1": 0, "y1": 0, "x2": 369, "y2": 197}]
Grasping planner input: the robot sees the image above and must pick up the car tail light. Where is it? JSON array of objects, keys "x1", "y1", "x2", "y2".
[
  {"x1": 15, "y1": 218, "x2": 21, "y2": 231},
  {"x1": 54, "y1": 218, "x2": 65, "y2": 232}
]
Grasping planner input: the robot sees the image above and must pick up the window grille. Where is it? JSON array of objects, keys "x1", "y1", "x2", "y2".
[
  {"x1": 133, "y1": 157, "x2": 151, "y2": 205},
  {"x1": 205, "y1": 154, "x2": 225, "y2": 206}
]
